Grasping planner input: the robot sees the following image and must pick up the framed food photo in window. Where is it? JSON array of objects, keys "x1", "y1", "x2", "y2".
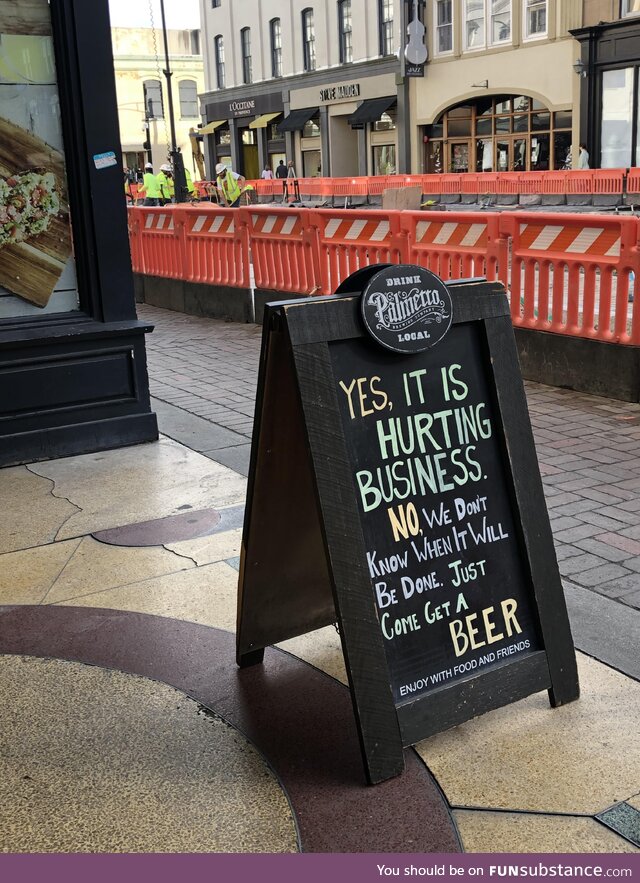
[{"x1": 0, "y1": 0, "x2": 79, "y2": 318}]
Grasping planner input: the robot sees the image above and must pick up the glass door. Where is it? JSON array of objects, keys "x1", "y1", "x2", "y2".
[
  {"x1": 495, "y1": 137, "x2": 528, "y2": 171},
  {"x1": 449, "y1": 141, "x2": 470, "y2": 172}
]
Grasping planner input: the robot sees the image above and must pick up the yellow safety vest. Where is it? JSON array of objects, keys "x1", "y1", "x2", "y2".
[
  {"x1": 184, "y1": 167, "x2": 196, "y2": 195},
  {"x1": 218, "y1": 169, "x2": 242, "y2": 205},
  {"x1": 157, "y1": 171, "x2": 174, "y2": 200},
  {"x1": 141, "y1": 171, "x2": 161, "y2": 199}
]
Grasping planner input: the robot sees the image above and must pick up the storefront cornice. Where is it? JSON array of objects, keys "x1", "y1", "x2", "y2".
[
  {"x1": 199, "y1": 57, "x2": 397, "y2": 105},
  {"x1": 570, "y1": 18, "x2": 640, "y2": 40}
]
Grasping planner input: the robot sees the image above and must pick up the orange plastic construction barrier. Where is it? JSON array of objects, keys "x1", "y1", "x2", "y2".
[
  {"x1": 136, "y1": 206, "x2": 186, "y2": 279},
  {"x1": 309, "y1": 208, "x2": 408, "y2": 295},
  {"x1": 499, "y1": 212, "x2": 640, "y2": 344},
  {"x1": 127, "y1": 207, "x2": 143, "y2": 273},
  {"x1": 181, "y1": 205, "x2": 250, "y2": 288},
  {"x1": 401, "y1": 210, "x2": 505, "y2": 282},
  {"x1": 240, "y1": 206, "x2": 321, "y2": 294}
]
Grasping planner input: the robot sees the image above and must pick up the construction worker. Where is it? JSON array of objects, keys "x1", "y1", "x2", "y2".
[
  {"x1": 157, "y1": 162, "x2": 174, "y2": 204},
  {"x1": 139, "y1": 161, "x2": 162, "y2": 206},
  {"x1": 215, "y1": 162, "x2": 245, "y2": 207},
  {"x1": 184, "y1": 166, "x2": 197, "y2": 200}
]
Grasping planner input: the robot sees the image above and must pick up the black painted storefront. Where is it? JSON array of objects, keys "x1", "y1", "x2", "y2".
[
  {"x1": 572, "y1": 17, "x2": 640, "y2": 169},
  {"x1": 202, "y1": 92, "x2": 285, "y2": 178},
  {"x1": 0, "y1": 0, "x2": 157, "y2": 466}
]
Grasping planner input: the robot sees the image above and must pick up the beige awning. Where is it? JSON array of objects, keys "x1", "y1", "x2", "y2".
[
  {"x1": 249, "y1": 112, "x2": 282, "y2": 130},
  {"x1": 198, "y1": 119, "x2": 226, "y2": 135}
]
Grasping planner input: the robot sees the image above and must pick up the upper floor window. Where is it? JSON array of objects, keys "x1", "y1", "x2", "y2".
[
  {"x1": 302, "y1": 8, "x2": 316, "y2": 71},
  {"x1": 270, "y1": 18, "x2": 283, "y2": 77},
  {"x1": 241, "y1": 27, "x2": 252, "y2": 84},
  {"x1": 379, "y1": 0, "x2": 394, "y2": 56},
  {"x1": 143, "y1": 79, "x2": 163, "y2": 119},
  {"x1": 621, "y1": 0, "x2": 640, "y2": 13},
  {"x1": 435, "y1": 0, "x2": 453, "y2": 53},
  {"x1": 214, "y1": 35, "x2": 225, "y2": 89},
  {"x1": 464, "y1": 0, "x2": 511, "y2": 49},
  {"x1": 178, "y1": 79, "x2": 198, "y2": 118},
  {"x1": 211, "y1": 0, "x2": 221, "y2": 7},
  {"x1": 338, "y1": 0, "x2": 353, "y2": 63},
  {"x1": 523, "y1": 0, "x2": 546, "y2": 37}
]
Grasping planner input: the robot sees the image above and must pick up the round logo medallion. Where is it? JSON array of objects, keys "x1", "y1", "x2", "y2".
[{"x1": 360, "y1": 265, "x2": 453, "y2": 354}]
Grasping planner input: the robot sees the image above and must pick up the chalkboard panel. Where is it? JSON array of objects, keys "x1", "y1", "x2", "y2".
[
  {"x1": 329, "y1": 322, "x2": 541, "y2": 705},
  {"x1": 237, "y1": 275, "x2": 579, "y2": 785}
]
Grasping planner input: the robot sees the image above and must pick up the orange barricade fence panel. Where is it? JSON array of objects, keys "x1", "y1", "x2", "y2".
[
  {"x1": 494, "y1": 172, "x2": 521, "y2": 194},
  {"x1": 424, "y1": 174, "x2": 462, "y2": 194},
  {"x1": 499, "y1": 211, "x2": 640, "y2": 344},
  {"x1": 127, "y1": 207, "x2": 143, "y2": 273},
  {"x1": 240, "y1": 206, "x2": 321, "y2": 295},
  {"x1": 135, "y1": 206, "x2": 186, "y2": 279},
  {"x1": 460, "y1": 173, "x2": 481, "y2": 194},
  {"x1": 591, "y1": 168, "x2": 625, "y2": 194},
  {"x1": 367, "y1": 176, "x2": 393, "y2": 196},
  {"x1": 181, "y1": 205, "x2": 250, "y2": 288},
  {"x1": 297, "y1": 177, "x2": 333, "y2": 200},
  {"x1": 309, "y1": 209, "x2": 408, "y2": 295},
  {"x1": 330, "y1": 177, "x2": 370, "y2": 199},
  {"x1": 627, "y1": 169, "x2": 640, "y2": 195},
  {"x1": 565, "y1": 170, "x2": 595, "y2": 194},
  {"x1": 401, "y1": 210, "x2": 505, "y2": 283}
]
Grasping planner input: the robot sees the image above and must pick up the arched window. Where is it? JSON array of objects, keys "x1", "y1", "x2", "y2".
[
  {"x1": 241, "y1": 27, "x2": 252, "y2": 84},
  {"x1": 214, "y1": 35, "x2": 225, "y2": 89},
  {"x1": 178, "y1": 80, "x2": 198, "y2": 118},
  {"x1": 270, "y1": 18, "x2": 282, "y2": 77},
  {"x1": 302, "y1": 9, "x2": 316, "y2": 71},
  {"x1": 143, "y1": 79, "x2": 163, "y2": 119}
]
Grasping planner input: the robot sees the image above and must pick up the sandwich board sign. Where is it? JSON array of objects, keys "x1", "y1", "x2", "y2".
[{"x1": 236, "y1": 266, "x2": 579, "y2": 785}]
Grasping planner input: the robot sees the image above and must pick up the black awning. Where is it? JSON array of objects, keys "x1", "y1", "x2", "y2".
[
  {"x1": 347, "y1": 96, "x2": 396, "y2": 128},
  {"x1": 277, "y1": 107, "x2": 318, "y2": 133}
]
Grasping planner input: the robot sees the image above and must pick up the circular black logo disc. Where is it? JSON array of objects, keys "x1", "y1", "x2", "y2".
[{"x1": 360, "y1": 265, "x2": 453, "y2": 354}]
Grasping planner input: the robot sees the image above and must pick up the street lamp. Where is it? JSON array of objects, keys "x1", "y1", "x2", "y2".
[
  {"x1": 573, "y1": 59, "x2": 587, "y2": 78},
  {"x1": 158, "y1": 0, "x2": 189, "y2": 202}
]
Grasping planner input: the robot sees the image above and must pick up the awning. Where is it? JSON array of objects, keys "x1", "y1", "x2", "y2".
[
  {"x1": 199, "y1": 119, "x2": 226, "y2": 135},
  {"x1": 249, "y1": 112, "x2": 282, "y2": 129},
  {"x1": 347, "y1": 96, "x2": 396, "y2": 128},
  {"x1": 277, "y1": 107, "x2": 318, "y2": 133}
]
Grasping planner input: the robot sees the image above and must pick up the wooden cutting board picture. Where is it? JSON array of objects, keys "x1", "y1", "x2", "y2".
[{"x1": 0, "y1": 117, "x2": 72, "y2": 307}]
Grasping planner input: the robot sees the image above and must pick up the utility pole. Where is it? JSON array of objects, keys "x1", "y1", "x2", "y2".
[{"x1": 159, "y1": 0, "x2": 188, "y2": 202}]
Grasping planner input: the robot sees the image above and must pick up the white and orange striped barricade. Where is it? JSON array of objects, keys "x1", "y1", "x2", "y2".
[
  {"x1": 182, "y1": 204, "x2": 250, "y2": 288},
  {"x1": 499, "y1": 211, "x2": 640, "y2": 344},
  {"x1": 241, "y1": 206, "x2": 321, "y2": 295},
  {"x1": 136, "y1": 205, "x2": 186, "y2": 279},
  {"x1": 308, "y1": 208, "x2": 408, "y2": 295},
  {"x1": 400, "y1": 210, "x2": 504, "y2": 283}
]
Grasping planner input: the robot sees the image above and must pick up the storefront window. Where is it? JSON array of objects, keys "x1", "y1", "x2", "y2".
[
  {"x1": 303, "y1": 149, "x2": 322, "y2": 177},
  {"x1": 424, "y1": 95, "x2": 571, "y2": 173},
  {"x1": 373, "y1": 145, "x2": 396, "y2": 175},
  {"x1": 303, "y1": 116, "x2": 321, "y2": 137},
  {"x1": 0, "y1": 0, "x2": 79, "y2": 318},
  {"x1": 242, "y1": 129, "x2": 256, "y2": 145},
  {"x1": 373, "y1": 111, "x2": 396, "y2": 131},
  {"x1": 425, "y1": 140, "x2": 443, "y2": 173},
  {"x1": 601, "y1": 67, "x2": 634, "y2": 169},
  {"x1": 218, "y1": 128, "x2": 231, "y2": 145}
]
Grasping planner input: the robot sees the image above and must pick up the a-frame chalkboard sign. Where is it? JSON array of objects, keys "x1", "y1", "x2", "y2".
[{"x1": 237, "y1": 266, "x2": 579, "y2": 785}]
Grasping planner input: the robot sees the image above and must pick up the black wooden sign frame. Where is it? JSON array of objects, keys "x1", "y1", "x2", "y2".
[{"x1": 237, "y1": 278, "x2": 579, "y2": 785}]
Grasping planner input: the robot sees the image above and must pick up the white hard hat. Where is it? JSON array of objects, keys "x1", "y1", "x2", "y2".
[
  {"x1": 215, "y1": 163, "x2": 226, "y2": 175},
  {"x1": 160, "y1": 163, "x2": 172, "y2": 172},
  {"x1": 144, "y1": 162, "x2": 153, "y2": 169}
]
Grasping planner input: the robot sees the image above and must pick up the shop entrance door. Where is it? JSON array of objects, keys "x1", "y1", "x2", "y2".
[
  {"x1": 449, "y1": 141, "x2": 470, "y2": 172},
  {"x1": 495, "y1": 137, "x2": 528, "y2": 171}
]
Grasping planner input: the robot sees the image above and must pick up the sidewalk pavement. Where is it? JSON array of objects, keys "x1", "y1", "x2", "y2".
[{"x1": 0, "y1": 303, "x2": 638, "y2": 854}]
